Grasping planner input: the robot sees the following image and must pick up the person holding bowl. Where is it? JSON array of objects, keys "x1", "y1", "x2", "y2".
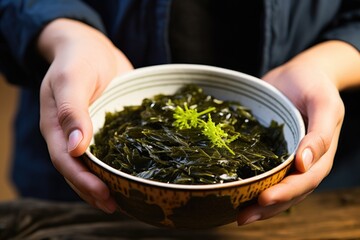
[{"x1": 0, "y1": 0, "x2": 359, "y2": 226}]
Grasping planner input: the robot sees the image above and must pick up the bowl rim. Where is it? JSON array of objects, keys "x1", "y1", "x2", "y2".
[{"x1": 84, "y1": 64, "x2": 305, "y2": 190}]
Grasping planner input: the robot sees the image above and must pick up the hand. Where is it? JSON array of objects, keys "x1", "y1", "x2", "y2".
[
  {"x1": 236, "y1": 62, "x2": 344, "y2": 225},
  {"x1": 38, "y1": 19, "x2": 133, "y2": 213}
]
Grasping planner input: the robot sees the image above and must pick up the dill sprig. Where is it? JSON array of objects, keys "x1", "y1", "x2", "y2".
[
  {"x1": 173, "y1": 103, "x2": 238, "y2": 155},
  {"x1": 201, "y1": 114, "x2": 238, "y2": 155},
  {"x1": 173, "y1": 102, "x2": 215, "y2": 129}
]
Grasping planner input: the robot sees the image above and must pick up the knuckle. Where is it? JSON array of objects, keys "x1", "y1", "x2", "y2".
[{"x1": 57, "y1": 102, "x2": 75, "y2": 130}]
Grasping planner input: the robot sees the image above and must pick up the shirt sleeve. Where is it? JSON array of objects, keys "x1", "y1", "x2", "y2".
[
  {"x1": 0, "y1": 0, "x2": 106, "y2": 87},
  {"x1": 320, "y1": 0, "x2": 360, "y2": 52}
]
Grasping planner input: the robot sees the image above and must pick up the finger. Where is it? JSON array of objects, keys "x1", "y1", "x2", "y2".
[
  {"x1": 50, "y1": 54, "x2": 133, "y2": 157},
  {"x1": 256, "y1": 131, "x2": 338, "y2": 209},
  {"x1": 40, "y1": 79, "x2": 115, "y2": 211},
  {"x1": 45, "y1": 123, "x2": 117, "y2": 213},
  {"x1": 295, "y1": 92, "x2": 344, "y2": 172},
  {"x1": 65, "y1": 178, "x2": 117, "y2": 214},
  {"x1": 242, "y1": 126, "x2": 340, "y2": 225},
  {"x1": 237, "y1": 151, "x2": 334, "y2": 226},
  {"x1": 237, "y1": 194, "x2": 308, "y2": 225},
  {"x1": 48, "y1": 62, "x2": 97, "y2": 157},
  {"x1": 56, "y1": 100, "x2": 93, "y2": 157}
]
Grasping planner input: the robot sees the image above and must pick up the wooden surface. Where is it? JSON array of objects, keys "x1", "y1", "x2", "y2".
[{"x1": 1, "y1": 188, "x2": 360, "y2": 240}]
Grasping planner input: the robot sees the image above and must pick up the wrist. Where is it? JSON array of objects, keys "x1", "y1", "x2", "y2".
[
  {"x1": 37, "y1": 18, "x2": 106, "y2": 62},
  {"x1": 284, "y1": 41, "x2": 360, "y2": 90}
]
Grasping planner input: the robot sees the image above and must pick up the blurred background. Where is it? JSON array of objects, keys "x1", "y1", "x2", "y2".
[{"x1": 0, "y1": 74, "x2": 18, "y2": 201}]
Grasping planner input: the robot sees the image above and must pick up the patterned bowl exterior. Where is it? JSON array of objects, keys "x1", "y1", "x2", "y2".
[
  {"x1": 82, "y1": 154, "x2": 293, "y2": 228},
  {"x1": 83, "y1": 64, "x2": 305, "y2": 229}
]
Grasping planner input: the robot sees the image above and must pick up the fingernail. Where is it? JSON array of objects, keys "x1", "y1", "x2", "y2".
[
  {"x1": 302, "y1": 148, "x2": 313, "y2": 171},
  {"x1": 239, "y1": 214, "x2": 261, "y2": 226},
  {"x1": 68, "y1": 129, "x2": 83, "y2": 152}
]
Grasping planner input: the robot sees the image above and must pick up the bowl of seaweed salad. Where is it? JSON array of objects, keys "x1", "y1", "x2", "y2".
[{"x1": 83, "y1": 64, "x2": 305, "y2": 229}]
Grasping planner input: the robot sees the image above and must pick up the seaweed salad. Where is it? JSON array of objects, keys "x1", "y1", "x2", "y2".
[{"x1": 90, "y1": 84, "x2": 289, "y2": 185}]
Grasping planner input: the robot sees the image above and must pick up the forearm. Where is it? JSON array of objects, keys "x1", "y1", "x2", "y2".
[
  {"x1": 284, "y1": 40, "x2": 360, "y2": 91},
  {"x1": 0, "y1": 0, "x2": 105, "y2": 87}
]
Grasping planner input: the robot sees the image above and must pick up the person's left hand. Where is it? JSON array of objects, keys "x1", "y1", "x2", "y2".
[{"x1": 236, "y1": 62, "x2": 344, "y2": 225}]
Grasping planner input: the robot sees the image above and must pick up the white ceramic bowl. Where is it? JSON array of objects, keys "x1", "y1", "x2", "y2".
[{"x1": 82, "y1": 64, "x2": 305, "y2": 229}]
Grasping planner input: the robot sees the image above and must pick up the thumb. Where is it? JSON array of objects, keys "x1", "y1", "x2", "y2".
[
  {"x1": 57, "y1": 100, "x2": 93, "y2": 156},
  {"x1": 44, "y1": 67, "x2": 95, "y2": 157},
  {"x1": 295, "y1": 99, "x2": 343, "y2": 173}
]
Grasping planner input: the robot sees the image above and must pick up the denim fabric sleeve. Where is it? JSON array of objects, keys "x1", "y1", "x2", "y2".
[
  {"x1": 0, "y1": 0, "x2": 106, "y2": 87},
  {"x1": 320, "y1": 0, "x2": 360, "y2": 51}
]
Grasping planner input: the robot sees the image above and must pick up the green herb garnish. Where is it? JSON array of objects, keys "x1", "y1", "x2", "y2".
[
  {"x1": 173, "y1": 103, "x2": 237, "y2": 154},
  {"x1": 90, "y1": 84, "x2": 289, "y2": 185},
  {"x1": 173, "y1": 102, "x2": 215, "y2": 129},
  {"x1": 201, "y1": 114, "x2": 239, "y2": 155}
]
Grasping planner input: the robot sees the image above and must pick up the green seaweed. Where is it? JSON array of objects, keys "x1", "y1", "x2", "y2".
[{"x1": 90, "y1": 84, "x2": 289, "y2": 184}]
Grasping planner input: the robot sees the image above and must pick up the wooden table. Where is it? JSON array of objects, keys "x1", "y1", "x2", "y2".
[{"x1": 1, "y1": 188, "x2": 360, "y2": 240}]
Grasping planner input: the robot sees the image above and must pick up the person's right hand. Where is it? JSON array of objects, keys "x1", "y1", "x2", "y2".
[{"x1": 38, "y1": 18, "x2": 133, "y2": 213}]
